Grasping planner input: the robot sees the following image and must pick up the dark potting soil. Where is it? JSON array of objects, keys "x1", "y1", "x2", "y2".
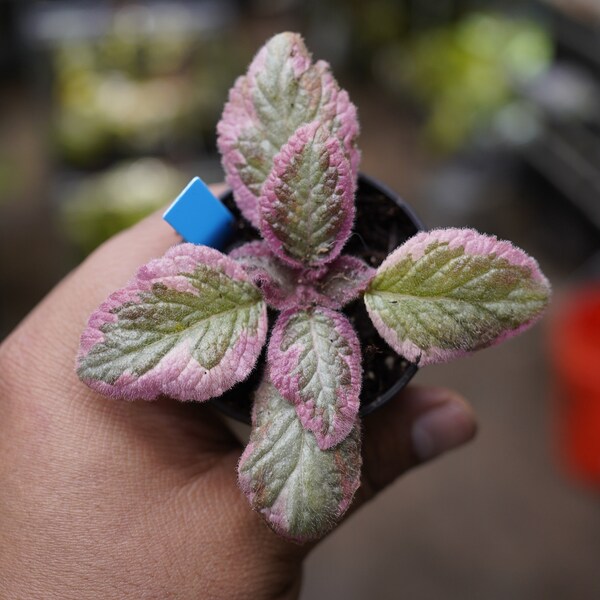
[{"x1": 213, "y1": 174, "x2": 423, "y2": 423}]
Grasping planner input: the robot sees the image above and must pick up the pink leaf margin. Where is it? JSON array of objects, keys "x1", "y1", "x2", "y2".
[
  {"x1": 77, "y1": 243, "x2": 268, "y2": 401},
  {"x1": 217, "y1": 33, "x2": 313, "y2": 227},
  {"x1": 316, "y1": 62, "x2": 361, "y2": 176},
  {"x1": 217, "y1": 75, "x2": 262, "y2": 227},
  {"x1": 316, "y1": 255, "x2": 375, "y2": 308},
  {"x1": 217, "y1": 32, "x2": 361, "y2": 229},
  {"x1": 231, "y1": 243, "x2": 374, "y2": 310},
  {"x1": 383, "y1": 228, "x2": 550, "y2": 283},
  {"x1": 238, "y1": 380, "x2": 362, "y2": 543},
  {"x1": 230, "y1": 241, "x2": 299, "y2": 310},
  {"x1": 267, "y1": 307, "x2": 362, "y2": 449},
  {"x1": 366, "y1": 228, "x2": 552, "y2": 366},
  {"x1": 259, "y1": 122, "x2": 356, "y2": 269}
]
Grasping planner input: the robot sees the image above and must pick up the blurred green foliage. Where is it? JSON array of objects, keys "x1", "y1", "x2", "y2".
[
  {"x1": 0, "y1": 153, "x2": 24, "y2": 203},
  {"x1": 377, "y1": 12, "x2": 552, "y2": 152},
  {"x1": 59, "y1": 158, "x2": 188, "y2": 255},
  {"x1": 52, "y1": 30, "x2": 243, "y2": 166}
]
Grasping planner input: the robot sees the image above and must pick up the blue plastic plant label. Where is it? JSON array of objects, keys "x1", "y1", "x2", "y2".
[{"x1": 163, "y1": 177, "x2": 235, "y2": 248}]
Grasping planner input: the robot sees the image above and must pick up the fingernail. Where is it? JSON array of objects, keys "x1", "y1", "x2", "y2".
[{"x1": 411, "y1": 397, "x2": 476, "y2": 461}]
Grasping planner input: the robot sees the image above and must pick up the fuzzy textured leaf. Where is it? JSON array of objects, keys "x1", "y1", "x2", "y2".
[
  {"x1": 268, "y1": 306, "x2": 361, "y2": 449},
  {"x1": 230, "y1": 241, "x2": 299, "y2": 310},
  {"x1": 364, "y1": 228, "x2": 551, "y2": 365},
  {"x1": 231, "y1": 243, "x2": 373, "y2": 310},
  {"x1": 217, "y1": 32, "x2": 360, "y2": 227},
  {"x1": 316, "y1": 255, "x2": 375, "y2": 308},
  {"x1": 260, "y1": 123, "x2": 355, "y2": 269},
  {"x1": 238, "y1": 379, "x2": 361, "y2": 542},
  {"x1": 77, "y1": 244, "x2": 267, "y2": 400}
]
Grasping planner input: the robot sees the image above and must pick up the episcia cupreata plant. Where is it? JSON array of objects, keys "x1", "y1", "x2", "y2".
[{"x1": 77, "y1": 32, "x2": 551, "y2": 542}]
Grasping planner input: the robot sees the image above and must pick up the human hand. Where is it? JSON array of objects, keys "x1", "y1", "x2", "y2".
[{"x1": 0, "y1": 185, "x2": 476, "y2": 599}]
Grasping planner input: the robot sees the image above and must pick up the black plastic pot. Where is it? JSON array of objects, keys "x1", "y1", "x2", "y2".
[{"x1": 212, "y1": 173, "x2": 424, "y2": 424}]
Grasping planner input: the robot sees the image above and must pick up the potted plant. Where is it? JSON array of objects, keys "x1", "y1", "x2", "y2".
[
  {"x1": 76, "y1": 32, "x2": 551, "y2": 542},
  {"x1": 211, "y1": 171, "x2": 423, "y2": 424}
]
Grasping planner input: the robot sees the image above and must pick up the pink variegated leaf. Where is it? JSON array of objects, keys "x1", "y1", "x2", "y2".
[
  {"x1": 229, "y1": 243, "x2": 373, "y2": 310},
  {"x1": 238, "y1": 379, "x2": 361, "y2": 542},
  {"x1": 316, "y1": 255, "x2": 375, "y2": 308},
  {"x1": 77, "y1": 244, "x2": 267, "y2": 401},
  {"x1": 216, "y1": 75, "x2": 264, "y2": 227},
  {"x1": 259, "y1": 123, "x2": 355, "y2": 269},
  {"x1": 315, "y1": 63, "x2": 361, "y2": 175},
  {"x1": 267, "y1": 306, "x2": 361, "y2": 450},
  {"x1": 364, "y1": 228, "x2": 551, "y2": 365},
  {"x1": 216, "y1": 32, "x2": 360, "y2": 227},
  {"x1": 229, "y1": 241, "x2": 299, "y2": 310}
]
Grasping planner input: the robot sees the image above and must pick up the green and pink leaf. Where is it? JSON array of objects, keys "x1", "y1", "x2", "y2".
[
  {"x1": 315, "y1": 255, "x2": 375, "y2": 308},
  {"x1": 315, "y1": 63, "x2": 361, "y2": 174},
  {"x1": 77, "y1": 244, "x2": 267, "y2": 401},
  {"x1": 268, "y1": 307, "x2": 361, "y2": 449},
  {"x1": 364, "y1": 228, "x2": 551, "y2": 365},
  {"x1": 231, "y1": 243, "x2": 373, "y2": 310},
  {"x1": 230, "y1": 241, "x2": 300, "y2": 310},
  {"x1": 238, "y1": 379, "x2": 361, "y2": 542},
  {"x1": 259, "y1": 122, "x2": 355, "y2": 269},
  {"x1": 217, "y1": 32, "x2": 359, "y2": 227}
]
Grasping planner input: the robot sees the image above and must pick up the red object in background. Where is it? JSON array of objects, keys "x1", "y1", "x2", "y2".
[{"x1": 552, "y1": 285, "x2": 600, "y2": 485}]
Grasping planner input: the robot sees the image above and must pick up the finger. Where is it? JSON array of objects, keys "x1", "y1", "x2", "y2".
[
  {"x1": 356, "y1": 386, "x2": 477, "y2": 506},
  {"x1": 74, "y1": 182, "x2": 229, "y2": 306}
]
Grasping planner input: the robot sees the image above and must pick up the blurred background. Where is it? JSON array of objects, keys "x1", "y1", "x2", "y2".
[{"x1": 1, "y1": 0, "x2": 600, "y2": 597}]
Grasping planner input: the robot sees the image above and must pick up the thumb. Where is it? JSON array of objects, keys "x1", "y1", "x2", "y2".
[{"x1": 355, "y1": 386, "x2": 477, "y2": 506}]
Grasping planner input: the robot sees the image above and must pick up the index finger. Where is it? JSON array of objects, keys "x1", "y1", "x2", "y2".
[{"x1": 77, "y1": 182, "x2": 229, "y2": 305}]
